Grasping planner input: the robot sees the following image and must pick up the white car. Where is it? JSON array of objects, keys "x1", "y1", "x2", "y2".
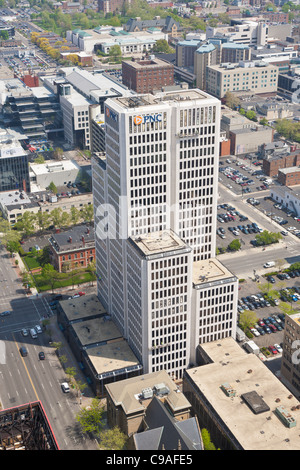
[
  {"x1": 35, "y1": 325, "x2": 42, "y2": 334},
  {"x1": 250, "y1": 328, "x2": 260, "y2": 337},
  {"x1": 61, "y1": 382, "x2": 70, "y2": 393},
  {"x1": 274, "y1": 343, "x2": 283, "y2": 354}
]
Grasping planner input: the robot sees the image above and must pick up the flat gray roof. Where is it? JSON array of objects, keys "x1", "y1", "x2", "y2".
[
  {"x1": 59, "y1": 294, "x2": 106, "y2": 322},
  {"x1": 185, "y1": 337, "x2": 300, "y2": 450}
]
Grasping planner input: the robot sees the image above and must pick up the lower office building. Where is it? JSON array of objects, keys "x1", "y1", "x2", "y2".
[
  {"x1": 0, "y1": 129, "x2": 30, "y2": 193},
  {"x1": 206, "y1": 61, "x2": 278, "y2": 99},
  {"x1": 56, "y1": 294, "x2": 142, "y2": 396},
  {"x1": 183, "y1": 337, "x2": 300, "y2": 450}
]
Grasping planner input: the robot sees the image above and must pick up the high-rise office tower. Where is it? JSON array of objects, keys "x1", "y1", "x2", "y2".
[{"x1": 92, "y1": 89, "x2": 238, "y2": 379}]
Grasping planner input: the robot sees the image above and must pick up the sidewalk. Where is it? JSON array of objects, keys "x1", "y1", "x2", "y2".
[{"x1": 46, "y1": 314, "x2": 96, "y2": 409}]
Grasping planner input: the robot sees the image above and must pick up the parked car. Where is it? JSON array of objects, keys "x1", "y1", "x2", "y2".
[
  {"x1": 250, "y1": 328, "x2": 260, "y2": 337},
  {"x1": 269, "y1": 345, "x2": 278, "y2": 354},
  {"x1": 274, "y1": 343, "x2": 283, "y2": 353},
  {"x1": 1, "y1": 310, "x2": 10, "y2": 316}
]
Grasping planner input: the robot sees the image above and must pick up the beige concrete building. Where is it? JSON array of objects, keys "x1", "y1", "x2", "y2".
[
  {"x1": 56, "y1": 294, "x2": 142, "y2": 397},
  {"x1": 183, "y1": 337, "x2": 300, "y2": 450},
  {"x1": 105, "y1": 370, "x2": 192, "y2": 437},
  {"x1": 206, "y1": 61, "x2": 278, "y2": 99}
]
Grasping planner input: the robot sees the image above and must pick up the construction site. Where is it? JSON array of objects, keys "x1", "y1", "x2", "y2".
[{"x1": 0, "y1": 401, "x2": 59, "y2": 450}]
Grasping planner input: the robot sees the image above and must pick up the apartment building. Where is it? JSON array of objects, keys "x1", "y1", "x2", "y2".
[
  {"x1": 262, "y1": 151, "x2": 300, "y2": 177},
  {"x1": 176, "y1": 39, "x2": 201, "y2": 68},
  {"x1": 194, "y1": 42, "x2": 218, "y2": 91},
  {"x1": 221, "y1": 42, "x2": 251, "y2": 63},
  {"x1": 122, "y1": 57, "x2": 174, "y2": 93},
  {"x1": 206, "y1": 61, "x2": 278, "y2": 99},
  {"x1": 92, "y1": 89, "x2": 238, "y2": 380},
  {"x1": 278, "y1": 167, "x2": 300, "y2": 186},
  {"x1": 97, "y1": 0, "x2": 126, "y2": 14}
]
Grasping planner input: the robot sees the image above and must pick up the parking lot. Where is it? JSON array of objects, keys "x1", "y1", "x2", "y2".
[
  {"x1": 219, "y1": 155, "x2": 268, "y2": 196},
  {"x1": 237, "y1": 268, "x2": 300, "y2": 356},
  {"x1": 216, "y1": 202, "x2": 270, "y2": 252},
  {"x1": 254, "y1": 196, "x2": 300, "y2": 239}
]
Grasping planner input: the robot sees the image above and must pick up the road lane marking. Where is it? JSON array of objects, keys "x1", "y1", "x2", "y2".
[{"x1": 12, "y1": 333, "x2": 39, "y2": 401}]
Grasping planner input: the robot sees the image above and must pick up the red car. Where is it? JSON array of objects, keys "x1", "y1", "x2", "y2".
[
  {"x1": 269, "y1": 345, "x2": 278, "y2": 354},
  {"x1": 77, "y1": 292, "x2": 86, "y2": 296}
]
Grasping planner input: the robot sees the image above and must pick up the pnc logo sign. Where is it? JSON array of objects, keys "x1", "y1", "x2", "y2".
[
  {"x1": 133, "y1": 115, "x2": 143, "y2": 125},
  {"x1": 134, "y1": 114, "x2": 162, "y2": 125},
  {"x1": 106, "y1": 107, "x2": 118, "y2": 122}
]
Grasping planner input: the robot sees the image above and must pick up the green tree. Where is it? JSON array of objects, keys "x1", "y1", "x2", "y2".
[
  {"x1": 224, "y1": 91, "x2": 240, "y2": 110},
  {"x1": 81, "y1": 204, "x2": 94, "y2": 223},
  {"x1": 255, "y1": 230, "x2": 282, "y2": 246},
  {"x1": 109, "y1": 45, "x2": 121, "y2": 62},
  {"x1": 0, "y1": 218, "x2": 22, "y2": 245},
  {"x1": 99, "y1": 427, "x2": 127, "y2": 450},
  {"x1": 33, "y1": 154, "x2": 45, "y2": 164},
  {"x1": 201, "y1": 428, "x2": 217, "y2": 451},
  {"x1": 76, "y1": 398, "x2": 105, "y2": 436},
  {"x1": 259, "y1": 117, "x2": 268, "y2": 126},
  {"x1": 245, "y1": 110, "x2": 257, "y2": 121},
  {"x1": 0, "y1": 31, "x2": 9, "y2": 40},
  {"x1": 50, "y1": 208, "x2": 63, "y2": 227},
  {"x1": 6, "y1": 240, "x2": 20, "y2": 257},
  {"x1": 53, "y1": 147, "x2": 64, "y2": 160},
  {"x1": 228, "y1": 239, "x2": 241, "y2": 252},
  {"x1": 70, "y1": 206, "x2": 80, "y2": 225},
  {"x1": 21, "y1": 270, "x2": 36, "y2": 290},
  {"x1": 239, "y1": 310, "x2": 257, "y2": 331},
  {"x1": 35, "y1": 211, "x2": 50, "y2": 231},
  {"x1": 74, "y1": 379, "x2": 87, "y2": 399},
  {"x1": 41, "y1": 263, "x2": 60, "y2": 293},
  {"x1": 153, "y1": 39, "x2": 173, "y2": 53},
  {"x1": 48, "y1": 181, "x2": 58, "y2": 194},
  {"x1": 86, "y1": 260, "x2": 96, "y2": 286},
  {"x1": 14, "y1": 211, "x2": 36, "y2": 236}
]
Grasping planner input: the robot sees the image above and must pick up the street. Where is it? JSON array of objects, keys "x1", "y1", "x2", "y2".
[
  {"x1": 217, "y1": 183, "x2": 300, "y2": 278},
  {"x1": 0, "y1": 245, "x2": 97, "y2": 450}
]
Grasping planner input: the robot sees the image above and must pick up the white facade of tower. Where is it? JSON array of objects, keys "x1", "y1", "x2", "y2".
[{"x1": 92, "y1": 89, "x2": 238, "y2": 379}]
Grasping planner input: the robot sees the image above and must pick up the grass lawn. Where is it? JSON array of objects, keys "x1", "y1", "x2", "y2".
[
  {"x1": 23, "y1": 254, "x2": 42, "y2": 270},
  {"x1": 34, "y1": 271, "x2": 96, "y2": 292}
]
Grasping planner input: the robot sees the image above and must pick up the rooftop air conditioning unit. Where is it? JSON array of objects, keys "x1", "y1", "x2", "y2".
[{"x1": 141, "y1": 387, "x2": 153, "y2": 399}]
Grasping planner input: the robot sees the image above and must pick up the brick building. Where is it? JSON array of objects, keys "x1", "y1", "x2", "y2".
[
  {"x1": 48, "y1": 225, "x2": 95, "y2": 272},
  {"x1": 263, "y1": 12, "x2": 289, "y2": 23},
  {"x1": 122, "y1": 57, "x2": 174, "y2": 93},
  {"x1": 98, "y1": 0, "x2": 125, "y2": 14},
  {"x1": 262, "y1": 152, "x2": 300, "y2": 177},
  {"x1": 278, "y1": 167, "x2": 300, "y2": 186}
]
